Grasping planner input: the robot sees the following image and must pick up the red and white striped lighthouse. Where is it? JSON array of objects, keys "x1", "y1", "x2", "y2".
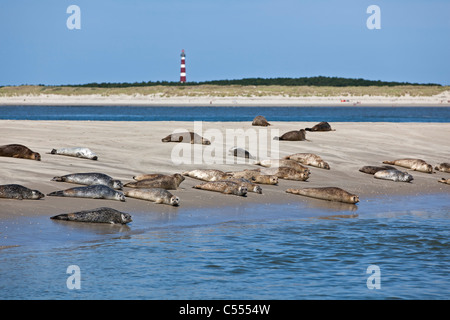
[{"x1": 180, "y1": 49, "x2": 186, "y2": 83}]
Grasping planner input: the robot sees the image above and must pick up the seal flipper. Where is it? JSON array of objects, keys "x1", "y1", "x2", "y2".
[
  {"x1": 47, "y1": 190, "x2": 65, "y2": 197},
  {"x1": 51, "y1": 176, "x2": 64, "y2": 182},
  {"x1": 50, "y1": 213, "x2": 69, "y2": 220}
]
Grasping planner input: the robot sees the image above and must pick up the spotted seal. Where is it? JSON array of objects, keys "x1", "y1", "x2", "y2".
[
  {"x1": 254, "y1": 159, "x2": 310, "y2": 174},
  {"x1": 382, "y1": 159, "x2": 433, "y2": 174},
  {"x1": 50, "y1": 207, "x2": 132, "y2": 224},
  {"x1": 51, "y1": 172, "x2": 123, "y2": 190},
  {"x1": 228, "y1": 147, "x2": 256, "y2": 160},
  {"x1": 0, "y1": 184, "x2": 44, "y2": 200},
  {"x1": 222, "y1": 177, "x2": 262, "y2": 194},
  {"x1": 374, "y1": 169, "x2": 414, "y2": 182},
  {"x1": 435, "y1": 163, "x2": 450, "y2": 173},
  {"x1": 161, "y1": 132, "x2": 211, "y2": 145},
  {"x1": 125, "y1": 188, "x2": 180, "y2": 206},
  {"x1": 438, "y1": 178, "x2": 450, "y2": 185},
  {"x1": 252, "y1": 115, "x2": 271, "y2": 126},
  {"x1": 0, "y1": 144, "x2": 41, "y2": 161},
  {"x1": 182, "y1": 169, "x2": 228, "y2": 182},
  {"x1": 50, "y1": 147, "x2": 98, "y2": 160},
  {"x1": 305, "y1": 121, "x2": 335, "y2": 132},
  {"x1": 225, "y1": 170, "x2": 279, "y2": 185},
  {"x1": 359, "y1": 165, "x2": 397, "y2": 175},
  {"x1": 193, "y1": 181, "x2": 247, "y2": 197},
  {"x1": 286, "y1": 187, "x2": 359, "y2": 204},
  {"x1": 47, "y1": 185, "x2": 126, "y2": 201},
  {"x1": 125, "y1": 174, "x2": 184, "y2": 190},
  {"x1": 283, "y1": 153, "x2": 330, "y2": 170},
  {"x1": 273, "y1": 129, "x2": 307, "y2": 141},
  {"x1": 258, "y1": 166, "x2": 310, "y2": 181}
]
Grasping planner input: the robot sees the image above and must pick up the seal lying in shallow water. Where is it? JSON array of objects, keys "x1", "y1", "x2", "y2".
[
  {"x1": 52, "y1": 173, "x2": 123, "y2": 190},
  {"x1": 435, "y1": 163, "x2": 450, "y2": 173},
  {"x1": 193, "y1": 181, "x2": 247, "y2": 197},
  {"x1": 252, "y1": 115, "x2": 271, "y2": 126},
  {"x1": 0, "y1": 144, "x2": 41, "y2": 161},
  {"x1": 305, "y1": 121, "x2": 335, "y2": 132},
  {"x1": 47, "y1": 185, "x2": 126, "y2": 201},
  {"x1": 125, "y1": 174, "x2": 184, "y2": 190},
  {"x1": 438, "y1": 178, "x2": 450, "y2": 185},
  {"x1": 225, "y1": 170, "x2": 278, "y2": 185},
  {"x1": 124, "y1": 188, "x2": 180, "y2": 206},
  {"x1": 359, "y1": 165, "x2": 396, "y2": 175},
  {"x1": 50, "y1": 147, "x2": 98, "y2": 160},
  {"x1": 382, "y1": 159, "x2": 433, "y2": 173},
  {"x1": 182, "y1": 169, "x2": 228, "y2": 182},
  {"x1": 374, "y1": 169, "x2": 414, "y2": 182},
  {"x1": 283, "y1": 153, "x2": 330, "y2": 170},
  {"x1": 0, "y1": 184, "x2": 45, "y2": 200},
  {"x1": 50, "y1": 207, "x2": 132, "y2": 224},
  {"x1": 161, "y1": 132, "x2": 211, "y2": 145},
  {"x1": 273, "y1": 129, "x2": 307, "y2": 141},
  {"x1": 286, "y1": 187, "x2": 359, "y2": 204}
]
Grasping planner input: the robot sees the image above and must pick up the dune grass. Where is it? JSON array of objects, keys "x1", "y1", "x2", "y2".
[{"x1": 0, "y1": 84, "x2": 448, "y2": 98}]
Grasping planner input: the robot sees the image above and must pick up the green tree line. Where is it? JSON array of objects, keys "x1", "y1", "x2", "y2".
[{"x1": 64, "y1": 76, "x2": 441, "y2": 88}]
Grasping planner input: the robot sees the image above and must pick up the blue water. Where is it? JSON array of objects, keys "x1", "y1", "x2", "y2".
[
  {"x1": 1, "y1": 106, "x2": 449, "y2": 122},
  {"x1": 1, "y1": 193, "x2": 449, "y2": 300}
]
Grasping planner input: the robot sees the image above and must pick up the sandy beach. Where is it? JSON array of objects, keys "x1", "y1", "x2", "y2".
[
  {"x1": 1, "y1": 92, "x2": 450, "y2": 106},
  {"x1": 0, "y1": 119, "x2": 448, "y2": 219}
]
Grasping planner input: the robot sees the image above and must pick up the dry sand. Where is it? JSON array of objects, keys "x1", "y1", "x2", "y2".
[
  {"x1": 0, "y1": 120, "x2": 449, "y2": 219},
  {"x1": 1, "y1": 92, "x2": 450, "y2": 106}
]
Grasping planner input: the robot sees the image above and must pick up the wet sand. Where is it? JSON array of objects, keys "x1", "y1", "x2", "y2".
[{"x1": 0, "y1": 120, "x2": 449, "y2": 219}]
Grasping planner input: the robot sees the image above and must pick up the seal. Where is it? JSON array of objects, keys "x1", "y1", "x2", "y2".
[
  {"x1": 193, "y1": 181, "x2": 248, "y2": 197},
  {"x1": 182, "y1": 169, "x2": 228, "y2": 182},
  {"x1": 305, "y1": 121, "x2": 335, "y2": 132},
  {"x1": 228, "y1": 147, "x2": 255, "y2": 160},
  {"x1": 225, "y1": 170, "x2": 278, "y2": 185},
  {"x1": 125, "y1": 188, "x2": 180, "y2": 206},
  {"x1": 283, "y1": 153, "x2": 330, "y2": 170},
  {"x1": 47, "y1": 185, "x2": 126, "y2": 201},
  {"x1": 161, "y1": 132, "x2": 211, "y2": 145},
  {"x1": 382, "y1": 159, "x2": 433, "y2": 174},
  {"x1": 126, "y1": 173, "x2": 184, "y2": 190},
  {"x1": 252, "y1": 115, "x2": 271, "y2": 126},
  {"x1": 254, "y1": 159, "x2": 310, "y2": 174},
  {"x1": 0, "y1": 144, "x2": 41, "y2": 161},
  {"x1": 50, "y1": 147, "x2": 98, "y2": 160},
  {"x1": 0, "y1": 184, "x2": 44, "y2": 200},
  {"x1": 273, "y1": 129, "x2": 307, "y2": 141},
  {"x1": 258, "y1": 166, "x2": 310, "y2": 181},
  {"x1": 51, "y1": 172, "x2": 123, "y2": 190},
  {"x1": 438, "y1": 178, "x2": 450, "y2": 185},
  {"x1": 286, "y1": 187, "x2": 359, "y2": 204},
  {"x1": 359, "y1": 165, "x2": 396, "y2": 175},
  {"x1": 223, "y1": 177, "x2": 262, "y2": 194},
  {"x1": 435, "y1": 163, "x2": 450, "y2": 173},
  {"x1": 50, "y1": 207, "x2": 132, "y2": 224},
  {"x1": 374, "y1": 169, "x2": 414, "y2": 182},
  {"x1": 133, "y1": 173, "x2": 185, "y2": 183}
]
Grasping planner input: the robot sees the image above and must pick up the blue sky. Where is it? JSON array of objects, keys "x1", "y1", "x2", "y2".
[{"x1": 1, "y1": 0, "x2": 449, "y2": 86}]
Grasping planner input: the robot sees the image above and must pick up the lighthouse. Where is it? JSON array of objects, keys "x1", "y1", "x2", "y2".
[{"x1": 180, "y1": 49, "x2": 186, "y2": 83}]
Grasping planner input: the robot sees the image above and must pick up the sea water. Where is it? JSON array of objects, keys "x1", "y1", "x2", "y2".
[
  {"x1": 0, "y1": 193, "x2": 449, "y2": 300},
  {"x1": 1, "y1": 106, "x2": 450, "y2": 122}
]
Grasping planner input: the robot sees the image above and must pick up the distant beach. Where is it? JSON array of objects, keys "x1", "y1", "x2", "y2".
[{"x1": 0, "y1": 84, "x2": 449, "y2": 107}]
